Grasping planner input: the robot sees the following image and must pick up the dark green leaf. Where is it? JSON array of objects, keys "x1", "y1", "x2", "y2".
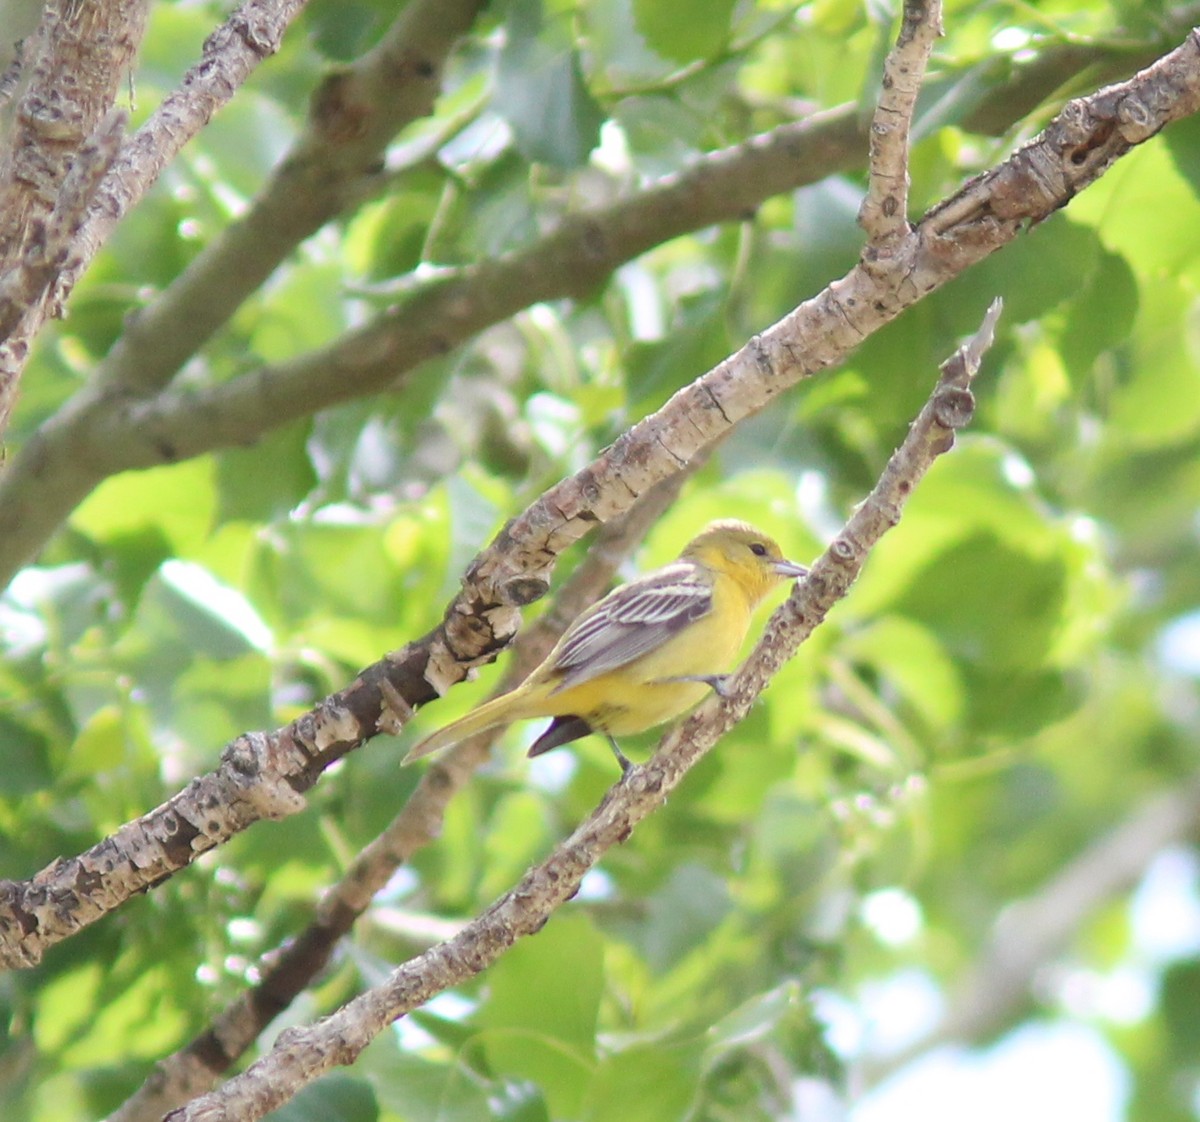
[{"x1": 496, "y1": 0, "x2": 605, "y2": 167}]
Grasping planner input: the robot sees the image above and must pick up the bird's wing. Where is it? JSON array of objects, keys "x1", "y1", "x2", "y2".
[{"x1": 550, "y1": 562, "x2": 713, "y2": 691}]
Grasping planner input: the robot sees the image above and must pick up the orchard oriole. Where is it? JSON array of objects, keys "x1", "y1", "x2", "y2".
[{"x1": 403, "y1": 519, "x2": 808, "y2": 771}]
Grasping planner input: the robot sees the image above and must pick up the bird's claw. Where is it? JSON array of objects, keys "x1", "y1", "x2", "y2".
[{"x1": 703, "y1": 674, "x2": 734, "y2": 699}]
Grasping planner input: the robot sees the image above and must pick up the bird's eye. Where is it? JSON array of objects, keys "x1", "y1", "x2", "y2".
[{"x1": 749, "y1": 542, "x2": 768, "y2": 557}]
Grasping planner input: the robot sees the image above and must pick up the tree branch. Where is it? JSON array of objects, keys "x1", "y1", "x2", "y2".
[
  {"x1": 0, "y1": 102, "x2": 868, "y2": 587},
  {"x1": 0, "y1": 0, "x2": 151, "y2": 430},
  {"x1": 0, "y1": 0, "x2": 310, "y2": 401},
  {"x1": 407, "y1": 28, "x2": 1200, "y2": 708},
  {"x1": 858, "y1": 0, "x2": 943, "y2": 244},
  {"x1": 0, "y1": 109, "x2": 125, "y2": 341},
  {"x1": 162, "y1": 301, "x2": 1003, "y2": 1122}
]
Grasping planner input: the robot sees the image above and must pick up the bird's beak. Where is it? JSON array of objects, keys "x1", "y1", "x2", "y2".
[{"x1": 773, "y1": 558, "x2": 809, "y2": 580}]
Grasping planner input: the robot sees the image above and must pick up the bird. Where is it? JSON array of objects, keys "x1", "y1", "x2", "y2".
[{"x1": 403, "y1": 519, "x2": 808, "y2": 771}]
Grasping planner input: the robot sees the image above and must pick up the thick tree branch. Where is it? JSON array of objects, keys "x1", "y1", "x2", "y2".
[
  {"x1": 0, "y1": 109, "x2": 125, "y2": 341},
  {"x1": 0, "y1": 0, "x2": 147, "y2": 265},
  {"x1": 163, "y1": 302, "x2": 1002, "y2": 1122},
  {"x1": 0, "y1": 0, "x2": 151, "y2": 429},
  {"x1": 0, "y1": 0, "x2": 310, "y2": 400}
]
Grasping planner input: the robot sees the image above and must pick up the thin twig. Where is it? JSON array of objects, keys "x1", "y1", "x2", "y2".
[{"x1": 858, "y1": 0, "x2": 944, "y2": 245}]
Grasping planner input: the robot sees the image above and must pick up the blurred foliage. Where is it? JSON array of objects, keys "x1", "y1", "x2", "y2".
[{"x1": 3, "y1": 0, "x2": 1200, "y2": 1120}]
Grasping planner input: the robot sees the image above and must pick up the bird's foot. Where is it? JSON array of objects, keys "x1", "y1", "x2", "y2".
[{"x1": 658, "y1": 673, "x2": 735, "y2": 699}]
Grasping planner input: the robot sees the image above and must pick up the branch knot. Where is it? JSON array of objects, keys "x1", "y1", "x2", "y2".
[{"x1": 932, "y1": 385, "x2": 976, "y2": 430}]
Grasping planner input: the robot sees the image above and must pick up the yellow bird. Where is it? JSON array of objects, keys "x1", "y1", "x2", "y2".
[{"x1": 403, "y1": 520, "x2": 808, "y2": 771}]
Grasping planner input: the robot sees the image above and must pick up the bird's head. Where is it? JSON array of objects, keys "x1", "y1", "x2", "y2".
[{"x1": 681, "y1": 520, "x2": 809, "y2": 604}]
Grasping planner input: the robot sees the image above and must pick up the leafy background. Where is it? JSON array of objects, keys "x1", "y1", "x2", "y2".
[{"x1": 4, "y1": 0, "x2": 1200, "y2": 1119}]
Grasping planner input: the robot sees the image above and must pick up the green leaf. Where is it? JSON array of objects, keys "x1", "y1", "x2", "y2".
[
  {"x1": 612, "y1": 96, "x2": 707, "y2": 171},
  {"x1": 126, "y1": 563, "x2": 269, "y2": 661},
  {"x1": 841, "y1": 616, "x2": 967, "y2": 735},
  {"x1": 477, "y1": 911, "x2": 604, "y2": 1117},
  {"x1": 216, "y1": 421, "x2": 317, "y2": 524},
  {"x1": 70, "y1": 459, "x2": 218, "y2": 561},
  {"x1": 582, "y1": 1040, "x2": 701, "y2": 1122},
  {"x1": 249, "y1": 262, "x2": 348, "y2": 363},
  {"x1": 890, "y1": 532, "x2": 1069, "y2": 670},
  {"x1": 496, "y1": 0, "x2": 605, "y2": 167},
  {"x1": 1071, "y1": 138, "x2": 1200, "y2": 280},
  {"x1": 1104, "y1": 279, "x2": 1200, "y2": 448},
  {"x1": 303, "y1": 0, "x2": 394, "y2": 61},
  {"x1": 169, "y1": 653, "x2": 273, "y2": 749},
  {"x1": 0, "y1": 715, "x2": 52, "y2": 796},
  {"x1": 633, "y1": 0, "x2": 737, "y2": 63},
  {"x1": 65, "y1": 706, "x2": 130, "y2": 779},
  {"x1": 1164, "y1": 111, "x2": 1200, "y2": 198},
  {"x1": 1156, "y1": 959, "x2": 1200, "y2": 1063},
  {"x1": 706, "y1": 980, "x2": 811, "y2": 1056},
  {"x1": 640, "y1": 863, "x2": 734, "y2": 974},
  {"x1": 961, "y1": 664, "x2": 1077, "y2": 739},
  {"x1": 1058, "y1": 246, "x2": 1139, "y2": 386},
  {"x1": 349, "y1": 166, "x2": 448, "y2": 281},
  {"x1": 48, "y1": 963, "x2": 189, "y2": 1066},
  {"x1": 624, "y1": 292, "x2": 730, "y2": 412},
  {"x1": 478, "y1": 791, "x2": 554, "y2": 900},
  {"x1": 950, "y1": 214, "x2": 1102, "y2": 326}
]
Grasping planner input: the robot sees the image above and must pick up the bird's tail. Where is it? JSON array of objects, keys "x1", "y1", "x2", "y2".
[{"x1": 401, "y1": 691, "x2": 527, "y2": 764}]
